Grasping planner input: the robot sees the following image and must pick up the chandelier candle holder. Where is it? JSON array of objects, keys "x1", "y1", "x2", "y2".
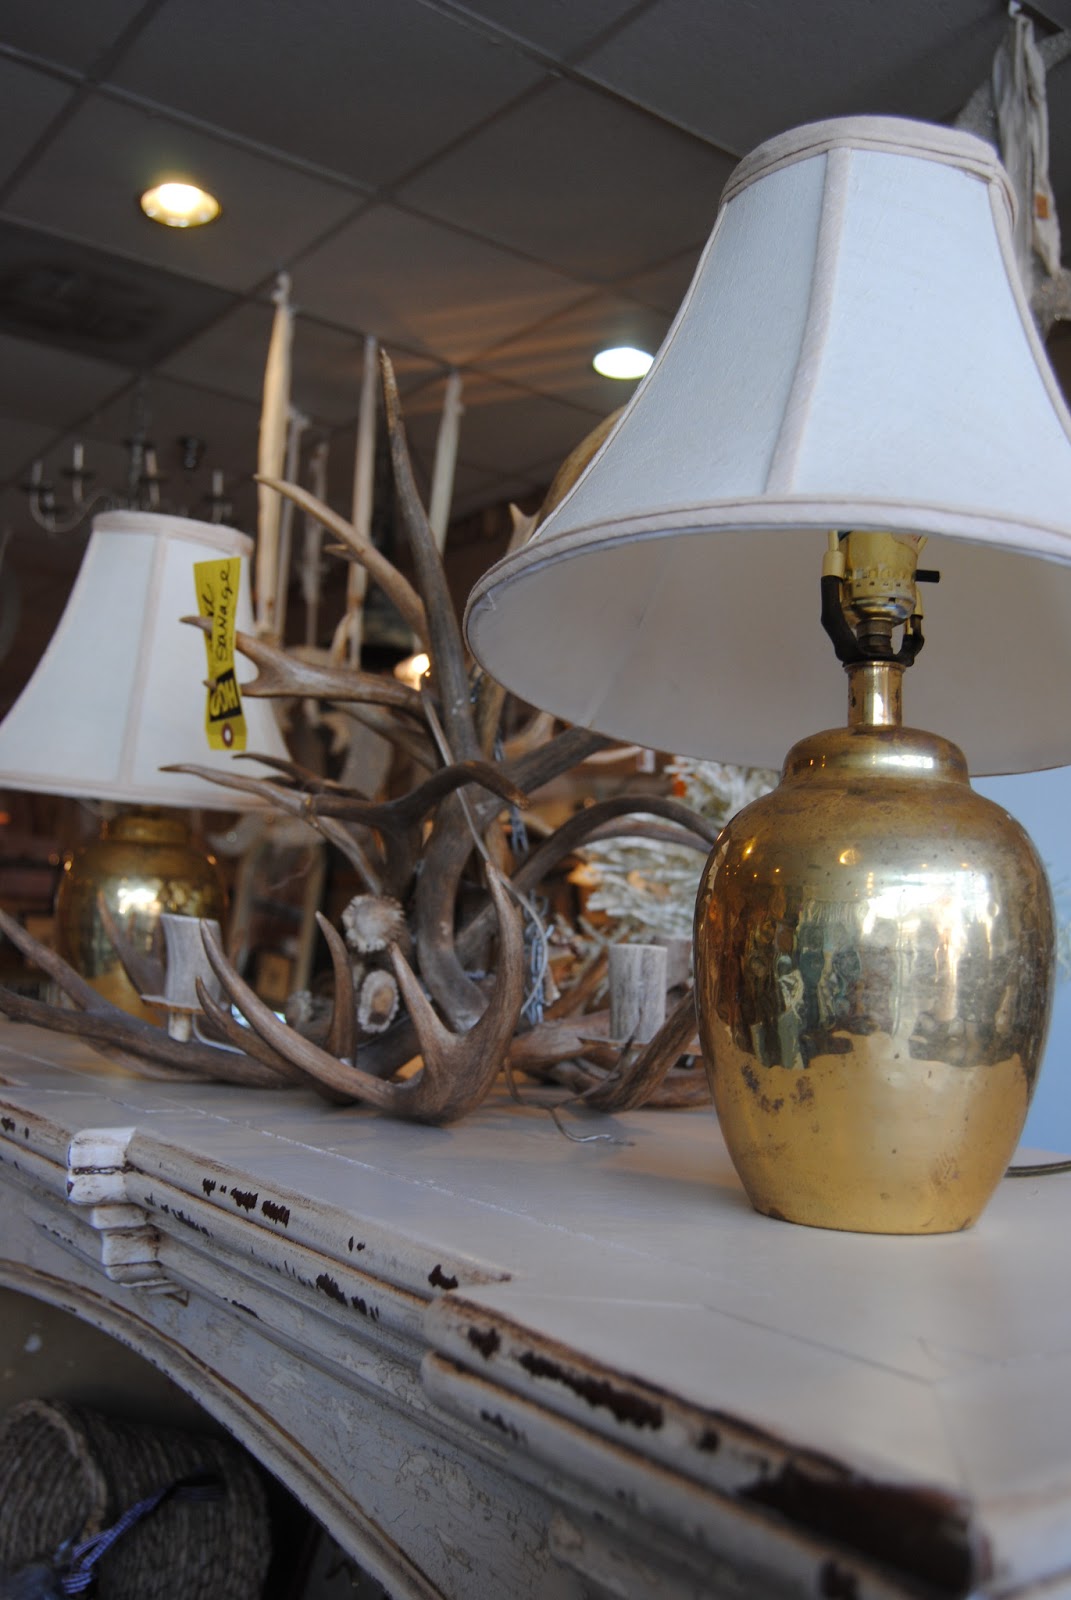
[{"x1": 466, "y1": 116, "x2": 1071, "y2": 1234}]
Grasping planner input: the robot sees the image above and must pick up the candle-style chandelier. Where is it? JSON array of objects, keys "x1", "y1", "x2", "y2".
[{"x1": 21, "y1": 382, "x2": 233, "y2": 535}]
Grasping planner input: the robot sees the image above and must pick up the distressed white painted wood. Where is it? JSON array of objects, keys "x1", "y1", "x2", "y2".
[{"x1": 1, "y1": 1018, "x2": 1070, "y2": 1598}]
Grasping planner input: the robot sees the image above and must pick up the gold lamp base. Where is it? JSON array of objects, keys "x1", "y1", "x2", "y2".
[
  {"x1": 694, "y1": 663, "x2": 1054, "y2": 1235},
  {"x1": 55, "y1": 807, "x2": 225, "y2": 1024}
]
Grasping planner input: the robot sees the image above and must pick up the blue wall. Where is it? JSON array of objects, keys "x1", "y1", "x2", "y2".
[{"x1": 975, "y1": 768, "x2": 1071, "y2": 1154}]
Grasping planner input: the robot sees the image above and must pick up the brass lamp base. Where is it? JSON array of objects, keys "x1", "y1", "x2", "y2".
[
  {"x1": 55, "y1": 808, "x2": 225, "y2": 1024},
  {"x1": 694, "y1": 665, "x2": 1054, "y2": 1234}
]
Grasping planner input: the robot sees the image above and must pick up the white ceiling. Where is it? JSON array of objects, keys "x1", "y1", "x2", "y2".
[{"x1": 3, "y1": 0, "x2": 1071, "y2": 693}]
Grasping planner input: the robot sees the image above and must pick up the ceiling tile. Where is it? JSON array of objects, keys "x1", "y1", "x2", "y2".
[
  {"x1": 398, "y1": 78, "x2": 735, "y2": 281},
  {"x1": 0, "y1": 333, "x2": 127, "y2": 438},
  {"x1": 0, "y1": 0, "x2": 146, "y2": 74},
  {"x1": 0, "y1": 59, "x2": 76, "y2": 188},
  {"x1": 0, "y1": 219, "x2": 236, "y2": 369},
  {"x1": 402, "y1": 370, "x2": 607, "y2": 478},
  {"x1": 451, "y1": 472, "x2": 545, "y2": 520},
  {"x1": 580, "y1": 0, "x2": 1009, "y2": 156},
  {"x1": 0, "y1": 418, "x2": 58, "y2": 484},
  {"x1": 160, "y1": 302, "x2": 443, "y2": 430},
  {"x1": 105, "y1": 0, "x2": 546, "y2": 188},
  {"x1": 445, "y1": 0, "x2": 641, "y2": 59},
  {"x1": 620, "y1": 248, "x2": 703, "y2": 316},
  {"x1": 474, "y1": 293, "x2": 670, "y2": 409},
  {"x1": 82, "y1": 375, "x2": 262, "y2": 485},
  {"x1": 292, "y1": 205, "x2": 588, "y2": 364},
  {"x1": 4, "y1": 94, "x2": 362, "y2": 293}
]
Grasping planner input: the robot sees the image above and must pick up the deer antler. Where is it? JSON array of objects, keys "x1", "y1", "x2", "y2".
[
  {"x1": 381, "y1": 350, "x2": 480, "y2": 765},
  {"x1": 198, "y1": 867, "x2": 524, "y2": 1122},
  {"x1": 385, "y1": 864, "x2": 525, "y2": 1122}
]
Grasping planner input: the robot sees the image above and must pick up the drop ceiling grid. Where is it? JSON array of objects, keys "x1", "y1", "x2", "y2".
[
  {"x1": 5, "y1": 0, "x2": 1071, "y2": 559},
  {"x1": 0, "y1": 2, "x2": 717, "y2": 507}
]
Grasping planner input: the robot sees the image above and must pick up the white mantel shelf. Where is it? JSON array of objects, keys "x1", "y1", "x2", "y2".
[{"x1": 1, "y1": 1021, "x2": 1070, "y2": 1600}]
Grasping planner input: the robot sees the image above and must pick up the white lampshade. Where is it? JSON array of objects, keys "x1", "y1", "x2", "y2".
[
  {"x1": 465, "y1": 116, "x2": 1071, "y2": 776},
  {"x1": 0, "y1": 511, "x2": 290, "y2": 809}
]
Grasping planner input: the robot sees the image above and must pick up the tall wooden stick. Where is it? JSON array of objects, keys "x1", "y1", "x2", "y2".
[
  {"x1": 301, "y1": 439, "x2": 329, "y2": 647},
  {"x1": 428, "y1": 370, "x2": 463, "y2": 551},
  {"x1": 256, "y1": 272, "x2": 293, "y2": 637},
  {"x1": 274, "y1": 408, "x2": 307, "y2": 644},
  {"x1": 347, "y1": 334, "x2": 378, "y2": 666}
]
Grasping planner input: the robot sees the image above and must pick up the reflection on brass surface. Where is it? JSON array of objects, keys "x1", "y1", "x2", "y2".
[
  {"x1": 55, "y1": 808, "x2": 225, "y2": 1024},
  {"x1": 694, "y1": 719, "x2": 1054, "y2": 1234}
]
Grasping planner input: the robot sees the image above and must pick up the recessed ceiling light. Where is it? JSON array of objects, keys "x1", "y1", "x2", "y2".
[
  {"x1": 139, "y1": 181, "x2": 221, "y2": 228},
  {"x1": 593, "y1": 346, "x2": 654, "y2": 380}
]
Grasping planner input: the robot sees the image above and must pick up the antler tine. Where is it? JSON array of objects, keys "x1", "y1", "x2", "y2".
[
  {"x1": 386, "y1": 946, "x2": 455, "y2": 1093},
  {"x1": 162, "y1": 763, "x2": 310, "y2": 811},
  {"x1": 182, "y1": 615, "x2": 427, "y2": 715},
  {"x1": 507, "y1": 1010, "x2": 613, "y2": 1075},
  {"x1": 412, "y1": 794, "x2": 491, "y2": 1029},
  {"x1": 307, "y1": 817, "x2": 384, "y2": 895},
  {"x1": 233, "y1": 753, "x2": 326, "y2": 789},
  {"x1": 389, "y1": 863, "x2": 525, "y2": 1123},
  {"x1": 96, "y1": 894, "x2": 163, "y2": 997},
  {"x1": 580, "y1": 989, "x2": 700, "y2": 1113},
  {"x1": 315, "y1": 911, "x2": 357, "y2": 1063},
  {"x1": 255, "y1": 474, "x2": 428, "y2": 645},
  {"x1": 199, "y1": 922, "x2": 397, "y2": 1106},
  {"x1": 504, "y1": 725, "x2": 613, "y2": 792},
  {"x1": 380, "y1": 349, "x2": 479, "y2": 763},
  {"x1": 473, "y1": 671, "x2": 507, "y2": 759},
  {"x1": 296, "y1": 759, "x2": 528, "y2": 831},
  {"x1": 0, "y1": 989, "x2": 215, "y2": 1081},
  {"x1": 0, "y1": 906, "x2": 115, "y2": 1013},
  {"x1": 193, "y1": 979, "x2": 305, "y2": 1081}
]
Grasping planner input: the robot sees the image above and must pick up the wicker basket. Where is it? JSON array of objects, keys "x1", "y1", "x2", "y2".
[{"x1": 0, "y1": 1398, "x2": 271, "y2": 1598}]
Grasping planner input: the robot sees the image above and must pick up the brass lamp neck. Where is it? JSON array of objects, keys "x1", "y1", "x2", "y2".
[{"x1": 846, "y1": 660, "x2": 904, "y2": 729}]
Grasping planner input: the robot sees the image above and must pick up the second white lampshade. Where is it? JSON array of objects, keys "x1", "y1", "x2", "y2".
[{"x1": 0, "y1": 511, "x2": 289, "y2": 808}]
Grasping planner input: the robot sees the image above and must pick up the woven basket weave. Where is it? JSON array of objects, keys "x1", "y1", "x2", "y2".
[{"x1": 0, "y1": 1398, "x2": 270, "y2": 1598}]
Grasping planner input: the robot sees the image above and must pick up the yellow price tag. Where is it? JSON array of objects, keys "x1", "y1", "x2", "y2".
[{"x1": 194, "y1": 557, "x2": 247, "y2": 752}]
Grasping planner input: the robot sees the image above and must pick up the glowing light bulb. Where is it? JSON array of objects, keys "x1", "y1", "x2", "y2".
[
  {"x1": 140, "y1": 182, "x2": 221, "y2": 228},
  {"x1": 593, "y1": 346, "x2": 654, "y2": 380}
]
